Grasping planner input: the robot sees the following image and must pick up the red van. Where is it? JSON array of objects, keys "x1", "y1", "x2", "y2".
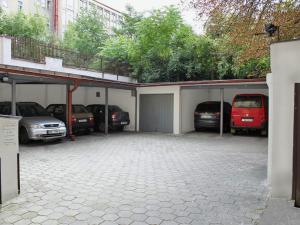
[{"x1": 231, "y1": 94, "x2": 268, "y2": 135}]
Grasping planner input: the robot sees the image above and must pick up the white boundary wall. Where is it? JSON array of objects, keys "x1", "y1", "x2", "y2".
[
  {"x1": 0, "y1": 84, "x2": 136, "y2": 131},
  {"x1": 0, "y1": 36, "x2": 135, "y2": 83},
  {"x1": 268, "y1": 39, "x2": 300, "y2": 199}
]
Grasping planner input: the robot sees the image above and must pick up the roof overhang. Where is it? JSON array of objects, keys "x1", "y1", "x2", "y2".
[
  {"x1": 139, "y1": 79, "x2": 268, "y2": 90},
  {"x1": 0, "y1": 64, "x2": 268, "y2": 90},
  {"x1": 0, "y1": 64, "x2": 138, "y2": 90}
]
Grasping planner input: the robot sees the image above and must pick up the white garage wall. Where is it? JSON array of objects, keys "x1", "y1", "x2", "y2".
[
  {"x1": 0, "y1": 83, "x2": 11, "y2": 101},
  {"x1": 208, "y1": 88, "x2": 269, "y2": 104},
  {"x1": 181, "y1": 89, "x2": 209, "y2": 133},
  {"x1": 0, "y1": 84, "x2": 136, "y2": 131},
  {"x1": 268, "y1": 39, "x2": 300, "y2": 199},
  {"x1": 137, "y1": 86, "x2": 181, "y2": 134}
]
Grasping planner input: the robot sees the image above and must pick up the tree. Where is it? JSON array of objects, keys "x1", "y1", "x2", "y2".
[
  {"x1": 190, "y1": 0, "x2": 300, "y2": 62},
  {"x1": 113, "y1": 5, "x2": 143, "y2": 37},
  {"x1": 62, "y1": 8, "x2": 108, "y2": 56},
  {"x1": 0, "y1": 9, "x2": 48, "y2": 40},
  {"x1": 101, "y1": 6, "x2": 219, "y2": 82}
]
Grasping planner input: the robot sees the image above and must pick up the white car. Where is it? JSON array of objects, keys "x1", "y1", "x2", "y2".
[{"x1": 0, "y1": 102, "x2": 67, "y2": 144}]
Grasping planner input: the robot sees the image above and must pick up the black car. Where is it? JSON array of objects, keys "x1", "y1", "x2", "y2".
[
  {"x1": 46, "y1": 104, "x2": 94, "y2": 134},
  {"x1": 86, "y1": 104, "x2": 130, "y2": 132},
  {"x1": 194, "y1": 101, "x2": 232, "y2": 132}
]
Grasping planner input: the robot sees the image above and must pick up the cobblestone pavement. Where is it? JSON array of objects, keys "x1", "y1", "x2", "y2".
[
  {"x1": 0, "y1": 132, "x2": 269, "y2": 225},
  {"x1": 259, "y1": 198, "x2": 300, "y2": 225}
]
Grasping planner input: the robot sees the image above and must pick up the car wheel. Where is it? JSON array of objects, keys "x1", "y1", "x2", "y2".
[
  {"x1": 20, "y1": 127, "x2": 30, "y2": 144},
  {"x1": 223, "y1": 124, "x2": 229, "y2": 133},
  {"x1": 261, "y1": 128, "x2": 268, "y2": 136},
  {"x1": 98, "y1": 123, "x2": 105, "y2": 132},
  {"x1": 230, "y1": 128, "x2": 236, "y2": 135}
]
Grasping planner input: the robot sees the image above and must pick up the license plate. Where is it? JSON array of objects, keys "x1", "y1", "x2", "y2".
[
  {"x1": 121, "y1": 121, "x2": 128, "y2": 125},
  {"x1": 242, "y1": 118, "x2": 253, "y2": 122},
  {"x1": 47, "y1": 130, "x2": 60, "y2": 134},
  {"x1": 78, "y1": 119, "x2": 87, "y2": 123},
  {"x1": 201, "y1": 115, "x2": 212, "y2": 119}
]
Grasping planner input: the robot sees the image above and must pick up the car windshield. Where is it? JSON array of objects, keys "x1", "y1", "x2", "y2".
[
  {"x1": 72, "y1": 105, "x2": 88, "y2": 113},
  {"x1": 196, "y1": 102, "x2": 220, "y2": 113},
  {"x1": 18, "y1": 103, "x2": 50, "y2": 117},
  {"x1": 109, "y1": 105, "x2": 122, "y2": 112},
  {"x1": 234, "y1": 96, "x2": 262, "y2": 108}
]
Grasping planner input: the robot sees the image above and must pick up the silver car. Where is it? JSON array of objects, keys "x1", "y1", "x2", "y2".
[{"x1": 0, "y1": 102, "x2": 67, "y2": 144}]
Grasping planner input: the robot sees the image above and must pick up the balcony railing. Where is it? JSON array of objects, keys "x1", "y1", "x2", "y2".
[{"x1": 11, "y1": 36, "x2": 131, "y2": 77}]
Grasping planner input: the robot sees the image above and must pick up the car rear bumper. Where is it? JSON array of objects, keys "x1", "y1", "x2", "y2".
[
  {"x1": 231, "y1": 122, "x2": 267, "y2": 130},
  {"x1": 112, "y1": 120, "x2": 130, "y2": 127},
  {"x1": 28, "y1": 127, "x2": 67, "y2": 140},
  {"x1": 72, "y1": 123, "x2": 94, "y2": 132},
  {"x1": 194, "y1": 119, "x2": 220, "y2": 128}
]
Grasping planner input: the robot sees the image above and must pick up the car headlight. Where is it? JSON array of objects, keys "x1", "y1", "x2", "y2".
[
  {"x1": 30, "y1": 124, "x2": 43, "y2": 129},
  {"x1": 59, "y1": 123, "x2": 66, "y2": 128}
]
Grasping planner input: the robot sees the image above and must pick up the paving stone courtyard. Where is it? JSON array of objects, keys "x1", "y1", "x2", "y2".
[{"x1": 0, "y1": 132, "x2": 269, "y2": 225}]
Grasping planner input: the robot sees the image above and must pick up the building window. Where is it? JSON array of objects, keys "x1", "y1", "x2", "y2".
[
  {"x1": 80, "y1": 0, "x2": 87, "y2": 9},
  {"x1": 18, "y1": 0, "x2": 23, "y2": 11},
  {"x1": 47, "y1": 0, "x2": 51, "y2": 10}
]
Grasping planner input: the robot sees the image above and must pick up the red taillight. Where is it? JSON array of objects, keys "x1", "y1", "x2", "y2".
[
  {"x1": 89, "y1": 116, "x2": 94, "y2": 125},
  {"x1": 71, "y1": 116, "x2": 76, "y2": 124},
  {"x1": 214, "y1": 112, "x2": 220, "y2": 117},
  {"x1": 112, "y1": 112, "x2": 117, "y2": 121}
]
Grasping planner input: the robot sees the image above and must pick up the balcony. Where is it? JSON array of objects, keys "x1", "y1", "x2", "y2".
[{"x1": 0, "y1": 36, "x2": 135, "y2": 83}]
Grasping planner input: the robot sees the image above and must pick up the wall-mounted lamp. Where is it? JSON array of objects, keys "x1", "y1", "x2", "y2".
[{"x1": 2, "y1": 77, "x2": 9, "y2": 82}]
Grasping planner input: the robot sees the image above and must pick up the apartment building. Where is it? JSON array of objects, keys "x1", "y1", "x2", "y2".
[{"x1": 0, "y1": 0, "x2": 124, "y2": 37}]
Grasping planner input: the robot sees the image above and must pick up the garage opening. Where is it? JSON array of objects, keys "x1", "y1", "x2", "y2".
[
  {"x1": 0, "y1": 66, "x2": 137, "y2": 142},
  {"x1": 139, "y1": 94, "x2": 174, "y2": 133},
  {"x1": 180, "y1": 82, "x2": 269, "y2": 136}
]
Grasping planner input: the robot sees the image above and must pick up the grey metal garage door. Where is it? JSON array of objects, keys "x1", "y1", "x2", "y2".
[{"x1": 139, "y1": 94, "x2": 173, "y2": 133}]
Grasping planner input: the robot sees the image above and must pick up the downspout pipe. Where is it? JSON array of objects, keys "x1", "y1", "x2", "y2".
[{"x1": 53, "y1": 0, "x2": 59, "y2": 35}]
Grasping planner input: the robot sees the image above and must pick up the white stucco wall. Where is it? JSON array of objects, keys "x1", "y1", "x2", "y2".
[
  {"x1": 181, "y1": 89, "x2": 209, "y2": 133},
  {"x1": 268, "y1": 39, "x2": 300, "y2": 198},
  {"x1": 136, "y1": 86, "x2": 181, "y2": 135},
  {"x1": 0, "y1": 83, "x2": 136, "y2": 131},
  {"x1": 207, "y1": 88, "x2": 269, "y2": 104}
]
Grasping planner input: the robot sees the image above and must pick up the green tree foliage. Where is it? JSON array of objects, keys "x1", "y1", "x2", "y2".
[
  {"x1": 0, "y1": 9, "x2": 48, "y2": 40},
  {"x1": 101, "y1": 7, "x2": 219, "y2": 82},
  {"x1": 63, "y1": 8, "x2": 108, "y2": 56},
  {"x1": 113, "y1": 5, "x2": 143, "y2": 37}
]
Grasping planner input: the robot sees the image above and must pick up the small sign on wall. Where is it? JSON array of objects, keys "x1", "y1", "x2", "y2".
[{"x1": 96, "y1": 92, "x2": 101, "y2": 98}]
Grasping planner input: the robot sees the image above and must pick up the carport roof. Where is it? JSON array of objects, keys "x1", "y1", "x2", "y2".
[
  {"x1": 139, "y1": 78, "x2": 267, "y2": 89},
  {"x1": 0, "y1": 64, "x2": 267, "y2": 89},
  {"x1": 0, "y1": 64, "x2": 137, "y2": 90}
]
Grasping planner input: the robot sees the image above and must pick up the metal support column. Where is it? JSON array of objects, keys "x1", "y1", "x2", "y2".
[
  {"x1": 220, "y1": 88, "x2": 224, "y2": 136},
  {"x1": 11, "y1": 80, "x2": 16, "y2": 116},
  {"x1": 67, "y1": 82, "x2": 79, "y2": 141},
  {"x1": 105, "y1": 87, "x2": 109, "y2": 135},
  {"x1": 135, "y1": 89, "x2": 138, "y2": 132}
]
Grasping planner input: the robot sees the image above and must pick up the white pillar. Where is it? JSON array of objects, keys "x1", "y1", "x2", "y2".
[
  {"x1": 105, "y1": 87, "x2": 108, "y2": 135},
  {"x1": 11, "y1": 80, "x2": 16, "y2": 116},
  {"x1": 220, "y1": 88, "x2": 224, "y2": 136}
]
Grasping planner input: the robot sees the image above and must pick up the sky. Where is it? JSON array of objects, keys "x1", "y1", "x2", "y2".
[{"x1": 100, "y1": 0, "x2": 206, "y2": 34}]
